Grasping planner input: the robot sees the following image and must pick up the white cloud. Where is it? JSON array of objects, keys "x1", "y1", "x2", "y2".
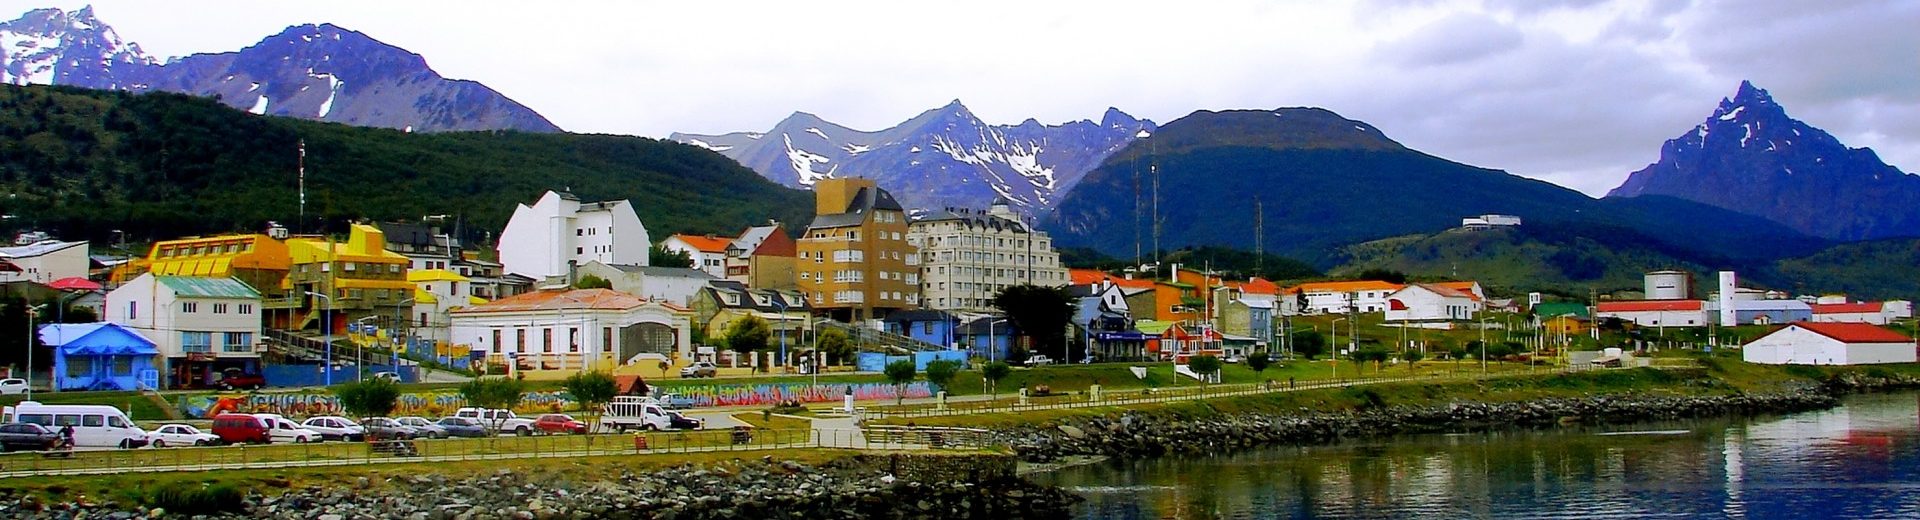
[{"x1": 45, "y1": 0, "x2": 1920, "y2": 196}]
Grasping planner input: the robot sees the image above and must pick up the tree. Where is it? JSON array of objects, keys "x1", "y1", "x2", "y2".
[
  {"x1": 924, "y1": 360, "x2": 961, "y2": 394},
  {"x1": 563, "y1": 370, "x2": 620, "y2": 432},
  {"x1": 1246, "y1": 352, "x2": 1272, "y2": 374},
  {"x1": 818, "y1": 327, "x2": 854, "y2": 366},
  {"x1": 649, "y1": 244, "x2": 694, "y2": 268},
  {"x1": 884, "y1": 360, "x2": 916, "y2": 405},
  {"x1": 981, "y1": 361, "x2": 1012, "y2": 399},
  {"x1": 1354, "y1": 347, "x2": 1392, "y2": 374},
  {"x1": 459, "y1": 377, "x2": 527, "y2": 430},
  {"x1": 1401, "y1": 349, "x2": 1424, "y2": 371},
  {"x1": 993, "y1": 285, "x2": 1077, "y2": 361},
  {"x1": 335, "y1": 377, "x2": 399, "y2": 422},
  {"x1": 1188, "y1": 354, "x2": 1223, "y2": 385},
  {"x1": 573, "y1": 274, "x2": 613, "y2": 289},
  {"x1": 1291, "y1": 330, "x2": 1327, "y2": 360},
  {"x1": 724, "y1": 315, "x2": 773, "y2": 372}
]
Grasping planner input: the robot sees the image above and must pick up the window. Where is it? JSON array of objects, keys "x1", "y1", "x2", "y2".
[
  {"x1": 344, "y1": 262, "x2": 356, "y2": 272},
  {"x1": 389, "y1": 264, "x2": 401, "y2": 274},
  {"x1": 577, "y1": 247, "x2": 584, "y2": 255},
  {"x1": 181, "y1": 302, "x2": 198, "y2": 313},
  {"x1": 543, "y1": 328, "x2": 553, "y2": 353},
  {"x1": 603, "y1": 327, "x2": 613, "y2": 353},
  {"x1": 109, "y1": 416, "x2": 128, "y2": 428},
  {"x1": 238, "y1": 304, "x2": 254, "y2": 315},
  {"x1": 182, "y1": 332, "x2": 213, "y2": 353},
  {"x1": 223, "y1": 332, "x2": 253, "y2": 353},
  {"x1": 127, "y1": 301, "x2": 137, "y2": 320},
  {"x1": 923, "y1": 322, "x2": 934, "y2": 334},
  {"x1": 516, "y1": 329, "x2": 527, "y2": 351},
  {"x1": 493, "y1": 329, "x2": 504, "y2": 353},
  {"x1": 568, "y1": 327, "x2": 579, "y2": 353},
  {"x1": 83, "y1": 415, "x2": 104, "y2": 427},
  {"x1": 213, "y1": 303, "x2": 229, "y2": 314},
  {"x1": 114, "y1": 356, "x2": 132, "y2": 375}
]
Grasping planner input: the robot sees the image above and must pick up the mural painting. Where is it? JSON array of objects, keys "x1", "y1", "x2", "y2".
[{"x1": 175, "y1": 382, "x2": 933, "y2": 418}]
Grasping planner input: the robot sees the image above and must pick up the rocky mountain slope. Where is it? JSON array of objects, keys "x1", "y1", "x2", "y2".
[
  {"x1": 1608, "y1": 81, "x2": 1920, "y2": 241},
  {"x1": 0, "y1": 7, "x2": 558, "y2": 133},
  {"x1": 671, "y1": 100, "x2": 1154, "y2": 214},
  {"x1": 1046, "y1": 107, "x2": 1822, "y2": 266}
]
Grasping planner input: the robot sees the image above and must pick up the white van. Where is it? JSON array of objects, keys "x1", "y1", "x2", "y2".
[
  {"x1": 4, "y1": 402, "x2": 149, "y2": 449},
  {"x1": 599, "y1": 397, "x2": 672, "y2": 432}
]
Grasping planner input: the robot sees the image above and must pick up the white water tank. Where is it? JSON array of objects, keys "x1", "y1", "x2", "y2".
[{"x1": 1644, "y1": 271, "x2": 1690, "y2": 300}]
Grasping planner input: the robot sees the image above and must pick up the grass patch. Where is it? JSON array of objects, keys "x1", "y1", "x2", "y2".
[{"x1": 732, "y1": 412, "x2": 812, "y2": 430}]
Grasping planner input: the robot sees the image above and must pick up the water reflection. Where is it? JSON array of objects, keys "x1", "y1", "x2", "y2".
[{"x1": 1040, "y1": 392, "x2": 1920, "y2": 519}]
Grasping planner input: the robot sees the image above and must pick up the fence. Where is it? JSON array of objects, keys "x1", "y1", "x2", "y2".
[{"x1": 0, "y1": 426, "x2": 992, "y2": 479}]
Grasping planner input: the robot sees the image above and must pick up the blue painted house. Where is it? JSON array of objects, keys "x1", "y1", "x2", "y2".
[
  {"x1": 37, "y1": 323, "x2": 158, "y2": 391},
  {"x1": 883, "y1": 309, "x2": 959, "y2": 348},
  {"x1": 956, "y1": 316, "x2": 1015, "y2": 361}
]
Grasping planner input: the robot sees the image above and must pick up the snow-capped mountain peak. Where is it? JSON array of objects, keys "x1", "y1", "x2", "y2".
[
  {"x1": 671, "y1": 102, "x2": 1156, "y2": 214},
  {"x1": 0, "y1": 6, "x2": 155, "y2": 88}
]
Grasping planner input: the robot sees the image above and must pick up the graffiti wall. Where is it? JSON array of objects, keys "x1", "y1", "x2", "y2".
[{"x1": 175, "y1": 382, "x2": 932, "y2": 418}]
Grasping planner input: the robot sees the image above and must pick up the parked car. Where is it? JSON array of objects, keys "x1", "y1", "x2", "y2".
[
  {"x1": 679, "y1": 361, "x2": 719, "y2": 378},
  {"x1": 0, "y1": 378, "x2": 28, "y2": 395},
  {"x1": 217, "y1": 372, "x2": 266, "y2": 390},
  {"x1": 0, "y1": 423, "x2": 60, "y2": 452},
  {"x1": 211, "y1": 413, "x2": 273, "y2": 444},
  {"x1": 252, "y1": 414, "x2": 321, "y2": 444},
  {"x1": 395, "y1": 416, "x2": 449, "y2": 439},
  {"x1": 148, "y1": 424, "x2": 221, "y2": 448},
  {"x1": 300, "y1": 416, "x2": 367, "y2": 442},
  {"x1": 435, "y1": 417, "x2": 490, "y2": 438},
  {"x1": 533, "y1": 414, "x2": 588, "y2": 435},
  {"x1": 371, "y1": 371, "x2": 402, "y2": 383},
  {"x1": 664, "y1": 410, "x2": 704, "y2": 430},
  {"x1": 360, "y1": 417, "x2": 417, "y2": 440},
  {"x1": 454, "y1": 408, "x2": 537, "y2": 436},
  {"x1": 1024, "y1": 355, "x2": 1053, "y2": 367},
  {"x1": 655, "y1": 393, "x2": 698, "y2": 410},
  {"x1": 1222, "y1": 355, "x2": 1244, "y2": 364}
]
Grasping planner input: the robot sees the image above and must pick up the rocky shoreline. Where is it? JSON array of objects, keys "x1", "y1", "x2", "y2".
[
  {"x1": 1000, "y1": 383, "x2": 1857, "y2": 463},
  {"x1": 0, "y1": 455, "x2": 1079, "y2": 520}
]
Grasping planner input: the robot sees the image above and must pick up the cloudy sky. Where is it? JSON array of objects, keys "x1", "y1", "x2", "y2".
[{"x1": 44, "y1": 0, "x2": 1920, "y2": 195}]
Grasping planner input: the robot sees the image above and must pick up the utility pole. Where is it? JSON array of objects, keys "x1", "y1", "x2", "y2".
[{"x1": 1253, "y1": 197, "x2": 1263, "y2": 275}]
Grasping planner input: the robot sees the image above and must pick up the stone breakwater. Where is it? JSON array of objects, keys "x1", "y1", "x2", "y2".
[
  {"x1": 0, "y1": 455, "x2": 1080, "y2": 519},
  {"x1": 1000, "y1": 389, "x2": 1840, "y2": 462}
]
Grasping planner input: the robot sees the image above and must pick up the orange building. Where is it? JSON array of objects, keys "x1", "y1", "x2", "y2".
[{"x1": 795, "y1": 178, "x2": 919, "y2": 321}]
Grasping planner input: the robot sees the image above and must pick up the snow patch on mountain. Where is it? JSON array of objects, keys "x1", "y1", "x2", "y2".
[
  {"x1": 783, "y1": 133, "x2": 834, "y2": 186},
  {"x1": 249, "y1": 95, "x2": 269, "y2": 115}
]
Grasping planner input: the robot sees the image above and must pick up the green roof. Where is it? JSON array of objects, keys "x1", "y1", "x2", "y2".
[
  {"x1": 156, "y1": 276, "x2": 261, "y2": 299},
  {"x1": 1135, "y1": 320, "x2": 1176, "y2": 335},
  {"x1": 1532, "y1": 302, "x2": 1589, "y2": 318}
]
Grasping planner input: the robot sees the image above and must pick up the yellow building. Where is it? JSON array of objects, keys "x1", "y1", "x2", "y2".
[
  {"x1": 286, "y1": 224, "x2": 413, "y2": 334},
  {"x1": 131, "y1": 234, "x2": 291, "y2": 298},
  {"x1": 1543, "y1": 315, "x2": 1590, "y2": 336},
  {"x1": 795, "y1": 178, "x2": 919, "y2": 321}
]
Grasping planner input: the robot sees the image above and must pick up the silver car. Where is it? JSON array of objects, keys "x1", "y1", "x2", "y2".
[{"x1": 394, "y1": 416, "x2": 448, "y2": 439}]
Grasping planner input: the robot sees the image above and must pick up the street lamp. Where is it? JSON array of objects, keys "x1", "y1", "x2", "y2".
[
  {"x1": 772, "y1": 298, "x2": 789, "y2": 373},
  {"x1": 305, "y1": 291, "x2": 334, "y2": 385},
  {"x1": 1331, "y1": 317, "x2": 1346, "y2": 380},
  {"x1": 25, "y1": 303, "x2": 45, "y2": 400}
]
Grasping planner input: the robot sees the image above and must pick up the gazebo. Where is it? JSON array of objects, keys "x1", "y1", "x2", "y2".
[{"x1": 37, "y1": 323, "x2": 158, "y2": 391}]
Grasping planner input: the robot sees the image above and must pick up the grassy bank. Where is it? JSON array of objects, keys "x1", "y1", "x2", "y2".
[{"x1": 878, "y1": 359, "x2": 1916, "y2": 429}]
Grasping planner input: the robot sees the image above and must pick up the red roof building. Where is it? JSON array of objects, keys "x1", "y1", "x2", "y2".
[{"x1": 1744, "y1": 322, "x2": 1915, "y2": 365}]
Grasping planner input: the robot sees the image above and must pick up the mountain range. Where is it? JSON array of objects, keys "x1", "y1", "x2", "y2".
[
  {"x1": 0, "y1": 6, "x2": 558, "y2": 133},
  {"x1": 1044, "y1": 106, "x2": 1824, "y2": 268},
  {"x1": 670, "y1": 101, "x2": 1154, "y2": 214},
  {"x1": 1608, "y1": 81, "x2": 1920, "y2": 241}
]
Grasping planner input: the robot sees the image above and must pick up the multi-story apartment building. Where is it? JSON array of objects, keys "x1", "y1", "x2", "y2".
[
  {"x1": 908, "y1": 197, "x2": 1066, "y2": 311},
  {"x1": 794, "y1": 178, "x2": 918, "y2": 322},
  {"x1": 497, "y1": 190, "x2": 649, "y2": 284}
]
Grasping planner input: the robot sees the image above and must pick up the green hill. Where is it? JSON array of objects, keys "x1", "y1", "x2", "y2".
[
  {"x1": 0, "y1": 85, "x2": 814, "y2": 245},
  {"x1": 1768, "y1": 239, "x2": 1920, "y2": 300},
  {"x1": 1332, "y1": 224, "x2": 1722, "y2": 299}
]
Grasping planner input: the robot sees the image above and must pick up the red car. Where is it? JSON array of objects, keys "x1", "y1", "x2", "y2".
[{"x1": 533, "y1": 414, "x2": 587, "y2": 435}]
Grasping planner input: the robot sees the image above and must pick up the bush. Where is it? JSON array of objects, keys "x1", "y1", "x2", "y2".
[{"x1": 144, "y1": 482, "x2": 245, "y2": 515}]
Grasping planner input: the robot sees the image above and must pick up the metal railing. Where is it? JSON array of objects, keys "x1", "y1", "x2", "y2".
[
  {"x1": 817, "y1": 321, "x2": 947, "y2": 352},
  {"x1": 0, "y1": 427, "x2": 993, "y2": 479}
]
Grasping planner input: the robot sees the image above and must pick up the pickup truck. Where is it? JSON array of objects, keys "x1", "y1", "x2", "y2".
[
  {"x1": 454, "y1": 407, "x2": 537, "y2": 436},
  {"x1": 598, "y1": 400, "x2": 674, "y2": 432}
]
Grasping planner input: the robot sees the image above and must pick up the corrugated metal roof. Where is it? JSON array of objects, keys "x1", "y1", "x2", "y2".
[
  {"x1": 1788, "y1": 322, "x2": 1913, "y2": 344},
  {"x1": 156, "y1": 276, "x2": 260, "y2": 299}
]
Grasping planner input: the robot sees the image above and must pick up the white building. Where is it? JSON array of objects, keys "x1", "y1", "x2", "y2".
[
  {"x1": 660, "y1": 234, "x2": 732, "y2": 278},
  {"x1": 574, "y1": 261, "x2": 719, "y2": 307},
  {"x1": 0, "y1": 240, "x2": 89, "y2": 284},
  {"x1": 408, "y1": 269, "x2": 485, "y2": 346},
  {"x1": 1743, "y1": 322, "x2": 1915, "y2": 366},
  {"x1": 497, "y1": 191, "x2": 649, "y2": 283},
  {"x1": 103, "y1": 274, "x2": 262, "y2": 387},
  {"x1": 1461, "y1": 214, "x2": 1522, "y2": 229},
  {"x1": 907, "y1": 198, "x2": 1066, "y2": 312},
  {"x1": 1809, "y1": 300, "x2": 1914, "y2": 325},
  {"x1": 450, "y1": 288, "x2": 692, "y2": 372},
  {"x1": 1594, "y1": 300, "x2": 1708, "y2": 327},
  {"x1": 1384, "y1": 283, "x2": 1481, "y2": 322},
  {"x1": 1280, "y1": 281, "x2": 1404, "y2": 315}
]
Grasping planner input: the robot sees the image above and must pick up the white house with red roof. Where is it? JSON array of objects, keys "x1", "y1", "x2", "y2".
[
  {"x1": 1742, "y1": 322, "x2": 1916, "y2": 365},
  {"x1": 660, "y1": 234, "x2": 734, "y2": 278},
  {"x1": 1808, "y1": 300, "x2": 1913, "y2": 325},
  {"x1": 1385, "y1": 283, "x2": 1481, "y2": 323},
  {"x1": 449, "y1": 288, "x2": 692, "y2": 373},
  {"x1": 1594, "y1": 300, "x2": 1708, "y2": 327}
]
